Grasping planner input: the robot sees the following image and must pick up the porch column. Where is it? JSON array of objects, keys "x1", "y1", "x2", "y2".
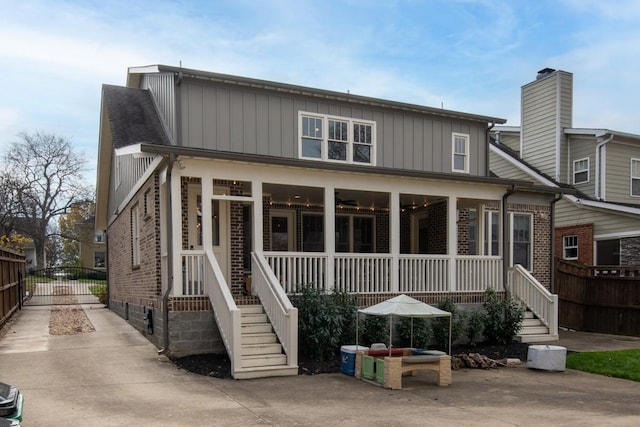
[
  {"x1": 390, "y1": 191, "x2": 400, "y2": 293},
  {"x1": 201, "y1": 177, "x2": 213, "y2": 248},
  {"x1": 171, "y1": 170, "x2": 184, "y2": 296},
  {"x1": 447, "y1": 195, "x2": 458, "y2": 292},
  {"x1": 324, "y1": 186, "x2": 335, "y2": 292}
]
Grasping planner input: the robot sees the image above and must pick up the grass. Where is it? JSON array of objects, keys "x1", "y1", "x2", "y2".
[{"x1": 566, "y1": 349, "x2": 640, "y2": 382}]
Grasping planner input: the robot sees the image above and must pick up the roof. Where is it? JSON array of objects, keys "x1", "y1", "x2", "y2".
[
  {"x1": 102, "y1": 85, "x2": 170, "y2": 148},
  {"x1": 127, "y1": 64, "x2": 507, "y2": 125}
]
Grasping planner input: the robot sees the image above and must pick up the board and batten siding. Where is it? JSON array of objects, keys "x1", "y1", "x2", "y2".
[
  {"x1": 177, "y1": 77, "x2": 489, "y2": 175},
  {"x1": 604, "y1": 141, "x2": 640, "y2": 204},
  {"x1": 141, "y1": 73, "x2": 176, "y2": 143},
  {"x1": 521, "y1": 71, "x2": 572, "y2": 182},
  {"x1": 555, "y1": 198, "x2": 640, "y2": 237},
  {"x1": 567, "y1": 136, "x2": 596, "y2": 197}
]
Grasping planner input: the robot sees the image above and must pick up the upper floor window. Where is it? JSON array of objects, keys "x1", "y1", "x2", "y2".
[
  {"x1": 452, "y1": 133, "x2": 469, "y2": 173},
  {"x1": 573, "y1": 158, "x2": 589, "y2": 184},
  {"x1": 300, "y1": 113, "x2": 375, "y2": 165},
  {"x1": 94, "y1": 231, "x2": 105, "y2": 243},
  {"x1": 563, "y1": 235, "x2": 578, "y2": 260},
  {"x1": 631, "y1": 159, "x2": 640, "y2": 197}
]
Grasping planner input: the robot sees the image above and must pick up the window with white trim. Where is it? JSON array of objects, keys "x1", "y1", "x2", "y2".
[
  {"x1": 452, "y1": 133, "x2": 469, "y2": 173},
  {"x1": 94, "y1": 231, "x2": 105, "y2": 243},
  {"x1": 573, "y1": 158, "x2": 589, "y2": 184},
  {"x1": 632, "y1": 159, "x2": 640, "y2": 197},
  {"x1": 299, "y1": 112, "x2": 375, "y2": 165},
  {"x1": 510, "y1": 213, "x2": 532, "y2": 270},
  {"x1": 131, "y1": 205, "x2": 140, "y2": 266},
  {"x1": 563, "y1": 235, "x2": 578, "y2": 260},
  {"x1": 485, "y1": 211, "x2": 500, "y2": 256}
]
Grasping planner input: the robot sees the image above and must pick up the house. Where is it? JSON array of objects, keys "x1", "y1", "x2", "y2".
[
  {"x1": 490, "y1": 68, "x2": 640, "y2": 268},
  {"x1": 96, "y1": 65, "x2": 565, "y2": 379},
  {"x1": 74, "y1": 216, "x2": 106, "y2": 270}
]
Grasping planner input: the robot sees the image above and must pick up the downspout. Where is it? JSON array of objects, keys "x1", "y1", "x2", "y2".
[
  {"x1": 549, "y1": 193, "x2": 563, "y2": 294},
  {"x1": 502, "y1": 185, "x2": 517, "y2": 293},
  {"x1": 158, "y1": 154, "x2": 176, "y2": 355},
  {"x1": 595, "y1": 134, "x2": 613, "y2": 200}
]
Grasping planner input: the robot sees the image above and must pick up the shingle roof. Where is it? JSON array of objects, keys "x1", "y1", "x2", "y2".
[{"x1": 102, "y1": 85, "x2": 170, "y2": 149}]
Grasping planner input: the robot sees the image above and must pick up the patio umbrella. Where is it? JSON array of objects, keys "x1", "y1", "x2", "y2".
[{"x1": 356, "y1": 294, "x2": 452, "y2": 355}]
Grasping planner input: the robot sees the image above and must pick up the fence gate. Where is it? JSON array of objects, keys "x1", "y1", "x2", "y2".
[{"x1": 23, "y1": 267, "x2": 107, "y2": 306}]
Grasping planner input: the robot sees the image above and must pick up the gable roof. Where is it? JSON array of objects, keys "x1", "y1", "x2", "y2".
[{"x1": 102, "y1": 85, "x2": 170, "y2": 148}]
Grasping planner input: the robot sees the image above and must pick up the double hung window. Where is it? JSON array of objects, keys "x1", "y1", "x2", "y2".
[
  {"x1": 632, "y1": 159, "x2": 640, "y2": 197},
  {"x1": 573, "y1": 158, "x2": 589, "y2": 184},
  {"x1": 452, "y1": 133, "x2": 469, "y2": 173},
  {"x1": 563, "y1": 235, "x2": 578, "y2": 260}
]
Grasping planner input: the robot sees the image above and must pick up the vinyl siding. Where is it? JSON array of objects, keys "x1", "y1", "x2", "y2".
[
  {"x1": 555, "y1": 198, "x2": 640, "y2": 237},
  {"x1": 494, "y1": 131, "x2": 520, "y2": 154},
  {"x1": 605, "y1": 141, "x2": 640, "y2": 203},
  {"x1": 567, "y1": 136, "x2": 595, "y2": 197},
  {"x1": 521, "y1": 71, "x2": 572, "y2": 181},
  {"x1": 489, "y1": 150, "x2": 533, "y2": 181},
  {"x1": 178, "y1": 77, "x2": 489, "y2": 175}
]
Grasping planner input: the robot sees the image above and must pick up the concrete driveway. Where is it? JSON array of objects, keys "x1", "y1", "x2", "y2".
[{"x1": 1, "y1": 306, "x2": 640, "y2": 426}]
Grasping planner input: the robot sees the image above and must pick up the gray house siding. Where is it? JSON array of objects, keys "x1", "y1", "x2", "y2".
[
  {"x1": 177, "y1": 77, "x2": 490, "y2": 175},
  {"x1": 605, "y1": 141, "x2": 640, "y2": 203},
  {"x1": 141, "y1": 73, "x2": 176, "y2": 143},
  {"x1": 555, "y1": 198, "x2": 640, "y2": 237},
  {"x1": 567, "y1": 136, "x2": 596, "y2": 197},
  {"x1": 489, "y1": 150, "x2": 532, "y2": 181}
]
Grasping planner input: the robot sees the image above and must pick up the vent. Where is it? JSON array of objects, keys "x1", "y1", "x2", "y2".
[{"x1": 536, "y1": 68, "x2": 556, "y2": 79}]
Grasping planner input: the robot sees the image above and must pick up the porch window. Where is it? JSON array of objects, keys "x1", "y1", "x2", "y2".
[
  {"x1": 573, "y1": 158, "x2": 589, "y2": 184},
  {"x1": 299, "y1": 112, "x2": 375, "y2": 165},
  {"x1": 632, "y1": 159, "x2": 640, "y2": 197},
  {"x1": 563, "y1": 235, "x2": 578, "y2": 260},
  {"x1": 302, "y1": 214, "x2": 324, "y2": 252},
  {"x1": 131, "y1": 205, "x2": 140, "y2": 266},
  {"x1": 452, "y1": 133, "x2": 469, "y2": 173},
  {"x1": 336, "y1": 215, "x2": 374, "y2": 253},
  {"x1": 510, "y1": 213, "x2": 532, "y2": 270},
  {"x1": 484, "y1": 211, "x2": 499, "y2": 256},
  {"x1": 94, "y1": 251, "x2": 106, "y2": 268}
]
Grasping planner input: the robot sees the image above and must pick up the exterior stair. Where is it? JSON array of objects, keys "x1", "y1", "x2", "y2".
[
  {"x1": 515, "y1": 310, "x2": 559, "y2": 343},
  {"x1": 234, "y1": 305, "x2": 298, "y2": 379}
]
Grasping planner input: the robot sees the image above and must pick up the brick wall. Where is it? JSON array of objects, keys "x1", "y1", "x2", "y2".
[
  {"x1": 508, "y1": 203, "x2": 552, "y2": 288},
  {"x1": 427, "y1": 201, "x2": 447, "y2": 254},
  {"x1": 555, "y1": 223, "x2": 594, "y2": 265}
]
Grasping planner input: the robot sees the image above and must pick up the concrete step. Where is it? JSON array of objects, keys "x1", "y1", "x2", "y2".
[
  {"x1": 241, "y1": 343, "x2": 282, "y2": 356},
  {"x1": 241, "y1": 353, "x2": 287, "y2": 368},
  {"x1": 241, "y1": 332, "x2": 278, "y2": 345},
  {"x1": 233, "y1": 365, "x2": 299, "y2": 379},
  {"x1": 241, "y1": 313, "x2": 268, "y2": 324},
  {"x1": 516, "y1": 334, "x2": 559, "y2": 343},
  {"x1": 241, "y1": 322, "x2": 273, "y2": 334},
  {"x1": 519, "y1": 326, "x2": 550, "y2": 335}
]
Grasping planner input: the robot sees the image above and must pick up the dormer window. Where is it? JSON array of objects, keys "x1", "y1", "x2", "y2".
[{"x1": 299, "y1": 112, "x2": 375, "y2": 165}]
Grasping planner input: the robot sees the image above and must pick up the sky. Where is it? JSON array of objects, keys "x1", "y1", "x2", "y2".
[{"x1": 2, "y1": 0, "x2": 640, "y2": 187}]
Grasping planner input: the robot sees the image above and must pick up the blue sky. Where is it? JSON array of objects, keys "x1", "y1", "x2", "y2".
[{"x1": 2, "y1": 0, "x2": 640, "y2": 186}]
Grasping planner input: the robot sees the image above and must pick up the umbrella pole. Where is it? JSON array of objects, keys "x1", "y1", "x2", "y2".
[
  {"x1": 388, "y1": 315, "x2": 392, "y2": 357},
  {"x1": 448, "y1": 316, "x2": 452, "y2": 355},
  {"x1": 356, "y1": 312, "x2": 359, "y2": 348},
  {"x1": 410, "y1": 317, "x2": 414, "y2": 349}
]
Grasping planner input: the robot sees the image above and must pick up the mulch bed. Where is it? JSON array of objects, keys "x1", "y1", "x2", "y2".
[{"x1": 174, "y1": 341, "x2": 530, "y2": 379}]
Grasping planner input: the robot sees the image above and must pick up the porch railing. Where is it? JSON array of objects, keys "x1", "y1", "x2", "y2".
[
  {"x1": 507, "y1": 264, "x2": 558, "y2": 336},
  {"x1": 252, "y1": 253, "x2": 298, "y2": 366},
  {"x1": 201, "y1": 249, "x2": 242, "y2": 375},
  {"x1": 264, "y1": 252, "x2": 502, "y2": 294},
  {"x1": 182, "y1": 250, "x2": 205, "y2": 296}
]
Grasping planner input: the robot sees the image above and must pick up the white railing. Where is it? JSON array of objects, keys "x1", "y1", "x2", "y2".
[
  {"x1": 507, "y1": 264, "x2": 558, "y2": 336},
  {"x1": 334, "y1": 254, "x2": 392, "y2": 293},
  {"x1": 252, "y1": 253, "x2": 298, "y2": 366},
  {"x1": 399, "y1": 255, "x2": 449, "y2": 292},
  {"x1": 264, "y1": 252, "x2": 327, "y2": 293},
  {"x1": 202, "y1": 249, "x2": 242, "y2": 376},
  {"x1": 456, "y1": 256, "x2": 502, "y2": 292},
  {"x1": 182, "y1": 250, "x2": 205, "y2": 295}
]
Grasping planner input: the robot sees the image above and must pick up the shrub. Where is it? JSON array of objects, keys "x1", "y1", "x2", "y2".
[
  {"x1": 465, "y1": 310, "x2": 484, "y2": 346},
  {"x1": 359, "y1": 315, "x2": 389, "y2": 347},
  {"x1": 431, "y1": 298, "x2": 464, "y2": 350},
  {"x1": 398, "y1": 317, "x2": 431, "y2": 348},
  {"x1": 482, "y1": 288, "x2": 525, "y2": 345},
  {"x1": 88, "y1": 284, "x2": 108, "y2": 304}
]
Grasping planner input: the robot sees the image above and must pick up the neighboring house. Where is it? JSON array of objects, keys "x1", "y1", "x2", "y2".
[
  {"x1": 96, "y1": 65, "x2": 564, "y2": 379},
  {"x1": 490, "y1": 68, "x2": 640, "y2": 268},
  {"x1": 74, "y1": 216, "x2": 107, "y2": 270}
]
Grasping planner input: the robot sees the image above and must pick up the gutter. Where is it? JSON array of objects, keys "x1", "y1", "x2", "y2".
[
  {"x1": 502, "y1": 185, "x2": 517, "y2": 293},
  {"x1": 595, "y1": 134, "x2": 614, "y2": 200},
  {"x1": 158, "y1": 153, "x2": 176, "y2": 355}
]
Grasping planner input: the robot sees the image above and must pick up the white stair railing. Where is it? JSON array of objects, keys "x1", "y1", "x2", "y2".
[
  {"x1": 507, "y1": 264, "x2": 558, "y2": 336},
  {"x1": 252, "y1": 252, "x2": 298, "y2": 367},
  {"x1": 202, "y1": 249, "x2": 242, "y2": 375}
]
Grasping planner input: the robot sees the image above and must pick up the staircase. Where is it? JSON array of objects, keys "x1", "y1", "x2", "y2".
[
  {"x1": 234, "y1": 305, "x2": 299, "y2": 379},
  {"x1": 516, "y1": 310, "x2": 559, "y2": 343}
]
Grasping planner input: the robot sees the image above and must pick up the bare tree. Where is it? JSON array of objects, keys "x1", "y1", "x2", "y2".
[{"x1": 1, "y1": 132, "x2": 92, "y2": 269}]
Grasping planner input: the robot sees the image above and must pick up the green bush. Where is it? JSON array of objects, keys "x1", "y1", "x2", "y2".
[
  {"x1": 359, "y1": 315, "x2": 389, "y2": 347},
  {"x1": 465, "y1": 310, "x2": 484, "y2": 346},
  {"x1": 482, "y1": 288, "x2": 525, "y2": 345},
  {"x1": 294, "y1": 285, "x2": 357, "y2": 361},
  {"x1": 88, "y1": 284, "x2": 108, "y2": 304},
  {"x1": 431, "y1": 298, "x2": 464, "y2": 350},
  {"x1": 398, "y1": 317, "x2": 430, "y2": 348}
]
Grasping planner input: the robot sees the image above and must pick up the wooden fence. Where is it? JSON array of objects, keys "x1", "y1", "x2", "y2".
[
  {"x1": 0, "y1": 247, "x2": 26, "y2": 330},
  {"x1": 556, "y1": 259, "x2": 640, "y2": 336}
]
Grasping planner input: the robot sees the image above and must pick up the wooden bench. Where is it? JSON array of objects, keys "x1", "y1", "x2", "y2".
[{"x1": 383, "y1": 354, "x2": 452, "y2": 389}]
